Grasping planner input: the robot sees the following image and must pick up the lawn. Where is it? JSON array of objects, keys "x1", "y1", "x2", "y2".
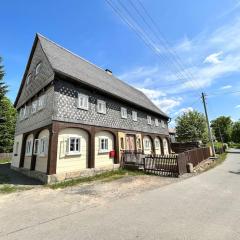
[
  {"x1": 48, "y1": 169, "x2": 144, "y2": 189},
  {"x1": 0, "y1": 158, "x2": 11, "y2": 164}
]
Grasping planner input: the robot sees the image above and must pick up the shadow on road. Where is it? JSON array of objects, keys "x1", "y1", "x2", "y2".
[
  {"x1": 226, "y1": 149, "x2": 240, "y2": 154},
  {"x1": 229, "y1": 170, "x2": 240, "y2": 175},
  {"x1": 0, "y1": 163, "x2": 42, "y2": 186}
]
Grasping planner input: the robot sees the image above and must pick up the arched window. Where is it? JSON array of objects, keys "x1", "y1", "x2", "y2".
[{"x1": 35, "y1": 62, "x2": 42, "y2": 75}]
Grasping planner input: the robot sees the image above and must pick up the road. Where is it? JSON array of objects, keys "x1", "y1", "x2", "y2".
[{"x1": 1, "y1": 149, "x2": 240, "y2": 240}]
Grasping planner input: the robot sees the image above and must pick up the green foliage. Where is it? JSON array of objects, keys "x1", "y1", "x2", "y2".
[
  {"x1": 0, "y1": 57, "x2": 7, "y2": 101},
  {"x1": 0, "y1": 97, "x2": 17, "y2": 153},
  {"x1": 175, "y1": 110, "x2": 208, "y2": 143},
  {"x1": 211, "y1": 116, "x2": 233, "y2": 143},
  {"x1": 231, "y1": 120, "x2": 240, "y2": 143}
]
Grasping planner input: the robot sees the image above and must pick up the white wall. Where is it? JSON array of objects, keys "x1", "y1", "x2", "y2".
[
  {"x1": 95, "y1": 131, "x2": 114, "y2": 168},
  {"x1": 56, "y1": 128, "x2": 88, "y2": 173},
  {"x1": 154, "y1": 137, "x2": 161, "y2": 155},
  {"x1": 11, "y1": 134, "x2": 23, "y2": 168},
  {"x1": 143, "y1": 136, "x2": 152, "y2": 155},
  {"x1": 23, "y1": 134, "x2": 33, "y2": 169},
  {"x1": 35, "y1": 129, "x2": 49, "y2": 173}
]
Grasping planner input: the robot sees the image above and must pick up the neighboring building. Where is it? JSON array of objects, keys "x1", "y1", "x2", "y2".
[
  {"x1": 169, "y1": 128, "x2": 176, "y2": 143},
  {"x1": 11, "y1": 34, "x2": 170, "y2": 183}
]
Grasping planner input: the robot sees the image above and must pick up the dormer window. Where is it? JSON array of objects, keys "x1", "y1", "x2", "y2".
[
  {"x1": 35, "y1": 62, "x2": 42, "y2": 75},
  {"x1": 26, "y1": 74, "x2": 32, "y2": 85}
]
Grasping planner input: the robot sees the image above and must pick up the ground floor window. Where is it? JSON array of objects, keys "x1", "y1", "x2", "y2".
[
  {"x1": 99, "y1": 137, "x2": 109, "y2": 153},
  {"x1": 66, "y1": 137, "x2": 81, "y2": 155},
  {"x1": 144, "y1": 138, "x2": 151, "y2": 150},
  {"x1": 25, "y1": 140, "x2": 33, "y2": 156}
]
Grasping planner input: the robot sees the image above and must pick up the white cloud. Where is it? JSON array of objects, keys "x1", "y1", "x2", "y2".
[
  {"x1": 220, "y1": 85, "x2": 232, "y2": 90},
  {"x1": 152, "y1": 98, "x2": 182, "y2": 113},
  {"x1": 235, "y1": 105, "x2": 240, "y2": 108},
  {"x1": 174, "y1": 107, "x2": 193, "y2": 116},
  {"x1": 204, "y1": 51, "x2": 223, "y2": 64},
  {"x1": 137, "y1": 88, "x2": 166, "y2": 99}
]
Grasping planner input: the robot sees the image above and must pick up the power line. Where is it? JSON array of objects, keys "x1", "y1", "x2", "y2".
[{"x1": 105, "y1": 0, "x2": 201, "y2": 91}]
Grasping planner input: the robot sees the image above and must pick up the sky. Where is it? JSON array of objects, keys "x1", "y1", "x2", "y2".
[{"x1": 1, "y1": 0, "x2": 240, "y2": 127}]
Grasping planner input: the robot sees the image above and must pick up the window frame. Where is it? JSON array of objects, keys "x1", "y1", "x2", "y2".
[
  {"x1": 155, "y1": 139, "x2": 160, "y2": 149},
  {"x1": 33, "y1": 139, "x2": 40, "y2": 155},
  {"x1": 38, "y1": 95, "x2": 45, "y2": 111},
  {"x1": 78, "y1": 93, "x2": 89, "y2": 110},
  {"x1": 25, "y1": 139, "x2": 33, "y2": 156},
  {"x1": 99, "y1": 137, "x2": 109, "y2": 153},
  {"x1": 147, "y1": 116, "x2": 152, "y2": 125},
  {"x1": 31, "y1": 100, "x2": 38, "y2": 114},
  {"x1": 132, "y1": 111, "x2": 137, "y2": 121},
  {"x1": 162, "y1": 120, "x2": 166, "y2": 128},
  {"x1": 97, "y1": 100, "x2": 106, "y2": 114},
  {"x1": 39, "y1": 137, "x2": 48, "y2": 157},
  {"x1": 35, "y1": 62, "x2": 42, "y2": 75},
  {"x1": 121, "y1": 107, "x2": 127, "y2": 119},
  {"x1": 26, "y1": 74, "x2": 32, "y2": 85},
  {"x1": 66, "y1": 136, "x2": 81, "y2": 155},
  {"x1": 144, "y1": 138, "x2": 151, "y2": 150}
]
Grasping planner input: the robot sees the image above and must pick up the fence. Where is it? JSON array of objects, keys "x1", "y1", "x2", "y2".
[
  {"x1": 144, "y1": 154, "x2": 179, "y2": 177},
  {"x1": 0, "y1": 153, "x2": 12, "y2": 160},
  {"x1": 121, "y1": 147, "x2": 211, "y2": 177}
]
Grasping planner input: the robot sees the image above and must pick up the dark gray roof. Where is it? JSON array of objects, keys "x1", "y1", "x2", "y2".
[{"x1": 38, "y1": 34, "x2": 168, "y2": 118}]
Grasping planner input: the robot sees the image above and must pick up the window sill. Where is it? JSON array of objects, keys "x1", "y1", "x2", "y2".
[
  {"x1": 77, "y1": 107, "x2": 89, "y2": 111},
  {"x1": 97, "y1": 111, "x2": 106, "y2": 115},
  {"x1": 65, "y1": 152, "x2": 81, "y2": 156}
]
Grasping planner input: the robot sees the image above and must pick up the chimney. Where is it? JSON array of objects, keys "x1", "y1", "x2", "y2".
[{"x1": 105, "y1": 69, "x2": 112, "y2": 75}]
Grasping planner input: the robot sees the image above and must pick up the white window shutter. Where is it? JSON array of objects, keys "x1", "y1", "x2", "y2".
[{"x1": 65, "y1": 138, "x2": 70, "y2": 153}]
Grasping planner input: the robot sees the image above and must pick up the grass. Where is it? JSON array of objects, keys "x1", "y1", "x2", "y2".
[
  {"x1": 48, "y1": 169, "x2": 144, "y2": 189},
  {"x1": 0, "y1": 185, "x2": 32, "y2": 194},
  {"x1": 203, "y1": 152, "x2": 228, "y2": 172},
  {"x1": 229, "y1": 143, "x2": 240, "y2": 149},
  {"x1": 0, "y1": 158, "x2": 11, "y2": 164}
]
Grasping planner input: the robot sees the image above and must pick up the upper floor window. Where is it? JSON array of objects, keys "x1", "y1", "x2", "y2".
[
  {"x1": 155, "y1": 119, "x2": 159, "y2": 126},
  {"x1": 99, "y1": 137, "x2": 109, "y2": 153},
  {"x1": 25, "y1": 139, "x2": 33, "y2": 156},
  {"x1": 19, "y1": 106, "x2": 27, "y2": 120},
  {"x1": 26, "y1": 74, "x2": 32, "y2": 85},
  {"x1": 162, "y1": 120, "x2": 166, "y2": 128},
  {"x1": 121, "y1": 107, "x2": 127, "y2": 119},
  {"x1": 31, "y1": 100, "x2": 38, "y2": 114},
  {"x1": 35, "y1": 62, "x2": 42, "y2": 75},
  {"x1": 132, "y1": 111, "x2": 137, "y2": 121},
  {"x1": 97, "y1": 100, "x2": 106, "y2": 114},
  {"x1": 147, "y1": 116, "x2": 151, "y2": 125},
  {"x1": 66, "y1": 137, "x2": 81, "y2": 155},
  {"x1": 38, "y1": 95, "x2": 45, "y2": 110},
  {"x1": 78, "y1": 93, "x2": 89, "y2": 110}
]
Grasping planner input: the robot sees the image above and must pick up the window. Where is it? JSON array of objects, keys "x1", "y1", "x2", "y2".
[
  {"x1": 34, "y1": 139, "x2": 40, "y2": 155},
  {"x1": 66, "y1": 137, "x2": 81, "y2": 155},
  {"x1": 38, "y1": 95, "x2": 45, "y2": 110},
  {"x1": 35, "y1": 62, "x2": 41, "y2": 75},
  {"x1": 97, "y1": 100, "x2": 106, "y2": 114},
  {"x1": 19, "y1": 106, "x2": 27, "y2": 120},
  {"x1": 132, "y1": 111, "x2": 137, "y2": 121},
  {"x1": 155, "y1": 139, "x2": 160, "y2": 149},
  {"x1": 78, "y1": 93, "x2": 89, "y2": 110},
  {"x1": 25, "y1": 139, "x2": 33, "y2": 156},
  {"x1": 14, "y1": 142, "x2": 19, "y2": 156},
  {"x1": 31, "y1": 100, "x2": 38, "y2": 114},
  {"x1": 26, "y1": 74, "x2": 31, "y2": 85},
  {"x1": 162, "y1": 120, "x2": 166, "y2": 128},
  {"x1": 155, "y1": 119, "x2": 159, "y2": 126},
  {"x1": 99, "y1": 137, "x2": 109, "y2": 153},
  {"x1": 121, "y1": 107, "x2": 127, "y2": 119},
  {"x1": 40, "y1": 137, "x2": 48, "y2": 156},
  {"x1": 147, "y1": 116, "x2": 151, "y2": 125},
  {"x1": 144, "y1": 138, "x2": 151, "y2": 150}
]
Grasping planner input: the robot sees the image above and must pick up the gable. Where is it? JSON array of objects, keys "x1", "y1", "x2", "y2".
[{"x1": 15, "y1": 39, "x2": 54, "y2": 109}]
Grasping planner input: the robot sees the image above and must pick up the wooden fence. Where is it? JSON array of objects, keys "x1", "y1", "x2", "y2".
[
  {"x1": 121, "y1": 147, "x2": 211, "y2": 177},
  {"x1": 0, "y1": 153, "x2": 12, "y2": 160}
]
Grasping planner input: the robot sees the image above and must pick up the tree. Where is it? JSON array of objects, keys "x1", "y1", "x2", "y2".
[
  {"x1": 211, "y1": 116, "x2": 232, "y2": 143},
  {"x1": 0, "y1": 97, "x2": 17, "y2": 153},
  {"x1": 232, "y1": 120, "x2": 240, "y2": 143},
  {"x1": 175, "y1": 110, "x2": 208, "y2": 143},
  {"x1": 0, "y1": 57, "x2": 7, "y2": 102}
]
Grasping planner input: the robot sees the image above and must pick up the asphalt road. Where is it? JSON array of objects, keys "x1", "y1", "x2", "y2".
[{"x1": 1, "y1": 149, "x2": 240, "y2": 240}]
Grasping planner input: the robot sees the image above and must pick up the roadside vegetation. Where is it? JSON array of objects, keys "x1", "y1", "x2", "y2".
[
  {"x1": 0, "y1": 158, "x2": 11, "y2": 164},
  {"x1": 0, "y1": 185, "x2": 32, "y2": 194},
  {"x1": 48, "y1": 169, "x2": 144, "y2": 189}
]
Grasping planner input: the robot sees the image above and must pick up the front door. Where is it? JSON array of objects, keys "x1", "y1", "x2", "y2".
[{"x1": 125, "y1": 135, "x2": 136, "y2": 151}]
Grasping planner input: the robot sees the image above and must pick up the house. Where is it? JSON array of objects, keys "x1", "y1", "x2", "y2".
[
  {"x1": 169, "y1": 128, "x2": 176, "y2": 143},
  {"x1": 11, "y1": 34, "x2": 170, "y2": 183}
]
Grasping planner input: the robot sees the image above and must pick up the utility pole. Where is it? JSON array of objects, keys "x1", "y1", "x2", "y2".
[{"x1": 201, "y1": 92, "x2": 216, "y2": 157}]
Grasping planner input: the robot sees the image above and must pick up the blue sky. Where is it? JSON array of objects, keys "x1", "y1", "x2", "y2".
[{"x1": 1, "y1": 0, "x2": 240, "y2": 126}]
